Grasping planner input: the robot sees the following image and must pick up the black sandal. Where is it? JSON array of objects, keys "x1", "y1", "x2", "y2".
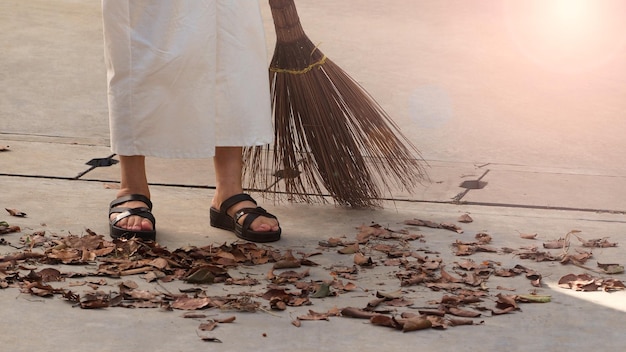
[
  {"x1": 109, "y1": 194, "x2": 156, "y2": 241},
  {"x1": 210, "y1": 194, "x2": 281, "y2": 243}
]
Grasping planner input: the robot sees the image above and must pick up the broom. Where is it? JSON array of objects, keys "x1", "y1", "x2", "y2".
[{"x1": 244, "y1": 0, "x2": 427, "y2": 208}]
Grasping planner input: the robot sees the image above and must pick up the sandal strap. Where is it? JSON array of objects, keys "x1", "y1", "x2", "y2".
[
  {"x1": 110, "y1": 194, "x2": 153, "y2": 210},
  {"x1": 234, "y1": 207, "x2": 277, "y2": 232},
  {"x1": 109, "y1": 207, "x2": 155, "y2": 226},
  {"x1": 219, "y1": 193, "x2": 256, "y2": 214}
]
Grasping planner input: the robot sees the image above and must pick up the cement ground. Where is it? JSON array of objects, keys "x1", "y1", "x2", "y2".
[{"x1": 1, "y1": 1, "x2": 625, "y2": 351}]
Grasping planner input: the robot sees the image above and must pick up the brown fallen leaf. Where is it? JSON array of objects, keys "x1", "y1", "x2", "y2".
[
  {"x1": 182, "y1": 313, "x2": 208, "y2": 319},
  {"x1": 198, "y1": 321, "x2": 218, "y2": 331},
  {"x1": 496, "y1": 286, "x2": 517, "y2": 292},
  {"x1": 440, "y1": 267, "x2": 463, "y2": 283},
  {"x1": 0, "y1": 223, "x2": 21, "y2": 234},
  {"x1": 341, "y1": 307, "x2": 380, "y2": 319},
  {"x1": 273, "y1": 258, "x2": 301, "y2": 269},
  {"x1": 525, "y1": 272, "x2": 543, "y2": 287},
  {"x1": 366, "y1": 298, "x2": 386, "y2": 311},
  {"x1": 519, "y1": 233, "x2": 538, "y2": 240},
  {"x1": 297, "y1": 309, "x2": 331, "y2": 321},
  {"x1": 456, "y1": 259, "x2": 478, "y2": 271},
  {"x1": 447, "y1": 318, "x2": 477, "y2": 326},
  {"x1": 338, "y1": 243, "x2": 359, "y2": 255},
  {"x1": 34, "y1": 268, "x2": 63, "y2": 282},
  {"x1": 354, "y1": 253, "x2": 374, "y2": 267},
  {"x1": 496, "y1": 293, "x2": 519, "y2": 310},
  {"x1": 404, "y1": 219, "x2": 441, "y2": 228},
  {"x1": 543, "y1": 238, "x2": 567, "y2": 249},
  {"x1": 78, "y1": 290, "x2": 113, "y2": 309},
  {"x1": 262, "y1": 287, "x2": 294, "y2": 301},
  {"x1": 5, "y1": 208, "x2": 27, "y2": 217},
  {"x1": 577, "y1": 236, "x2": 618, "y2": 248},
  {"x1": 457, "y1": 214, "x2": 473, "y2": 223},
  {"x1": 558, "y1": 273, "x2": 625, "y2": 292},
  {"x1": 560, "y1": 250, "x2": 592, "y2": 265},
  {"x1": 475, "y1": 233, "x2": 492, "y2": 244},
  {"x1": 171, "y1": 296, "x2": 213, "y2": 310},
  {"x1": 185, "y1": 265, "x2": 229, "y2": 284},
  {"x1": 447, "y1": 307, "x2": 481, "y2": 318},
  {"x1": 319, "y1": 237, "x2": 343, "y2": 247},
  {"x1": 356, "y1": 224, "x2": 391, "y2": 243},
  {"x1": 453, "y1": 242, "x2": 475, "y2": 256},
  {"x1": 370, "y1": 315, "x2": 403, "y2": 330},
  {"x1": 441, "y1": 223, "x2": 464, "y2": 234},
  {"x1": 1, "y1": 251, "x2": 46, "y2": 263},
  {"x1": 400, "y1": 317, "x2": 431, "y2": 331},
  {"x1": 198, "y1": 334, "x2": 222, "y2": 343},
  {"x1": 214, "y1": 316, "x2": 236, "y2": 324}
]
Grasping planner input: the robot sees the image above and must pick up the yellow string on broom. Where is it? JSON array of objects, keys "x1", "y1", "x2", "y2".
[
  {"x1": 270, "y1": 55, "x2": 327, "y2": 74},
  {"x1": 270, "y1": 44, "x2": 327, "y2": 74}
]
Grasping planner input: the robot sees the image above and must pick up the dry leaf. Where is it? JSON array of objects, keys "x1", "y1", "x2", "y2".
[
  {"x1": 447, "y1": 307, "x2": 481, "y2": 318},
  {"x1": 338, "y1": 243, "x2": 359, "y2": 254},
  {"x1": 171, "y1": 296, "x2": 213, "y2": 310},
  {"x1": 182, "y1": 313, "x2": 208, "y2": 319},
  {"x1": 597, "y1": 262, "x2": 625, "y2": 275},
  {"x1": 319, "y1": 237, "x2": 343, "y2": 247},
  {"x1": 5, "y1": 208, "x2": 27, "y2": 217},
  {"x1": 214, "y1": 316, "x2": 236, "y2": 324},
  {"x1": 0, "y1": 222, "x2": 21, "y2": 234},
  {"x1": 40, "y1": 268, "x2": 64, "y2": 282},
  {"x1": 458, "y1": 214, "x2": 473, "y2": 223},
  {"x1": 370, "y1": 315, "x2": 403, "y2": 330},
  {"x1": 273, "y1": 258, "x2": 301, "y2": 269},
  {"x1": 311, "y1": 282, "x2": 331, "y2": 298},
  {"x1": 475, "y1": 233, "x2": 492, "y2": 244},
  {"x1": 543, "y1": 238, "x2": 566, "y2": 249},
  {"x1": 578, "y1": 237, "x2": 618, "y2": 248},
  {"x1": 341, "y1": 307, "x2": 379, "y2": 319},
  {"x1": 441, "y1": 223, "x2": 464, "y2": 234},
  {"x1": 185, "y1": 265, "x2": 229, "y2": 284},
  {"x1": 198, "y1": 321, "x2": 218, "y2": 331},
  {"x1": 453, "y1": 242, "x2": 475, "y2": 256},
  {"x1": 354, "y1": 253, "x2": 374, "y2": 266},
  {"x1": 402, "y1": 317, "x2": 432, "y2": 332},
  {"x1": 297, "y1": 310, "x2": 331, "y2": 321}
]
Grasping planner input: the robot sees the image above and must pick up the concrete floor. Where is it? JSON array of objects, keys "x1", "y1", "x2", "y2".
[{"x1": 1, "y1": 1, "x2": 625, "y2": 351}]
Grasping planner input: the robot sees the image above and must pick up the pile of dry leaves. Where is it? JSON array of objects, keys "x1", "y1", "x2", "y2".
[{"x1": 1, "y1": 209, "x2": 624, "y2": 342}]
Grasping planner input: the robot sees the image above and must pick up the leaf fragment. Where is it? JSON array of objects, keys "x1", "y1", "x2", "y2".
[
  {"x1": 457, "y1": 214, "x2": 473, "y2": 223},
  {"x1": 310, "y1": 282, "x2": 331, "y2": 298},
  {"x1": 5, "y1": 208, "x2": 26, "y2": 217},
  {"x1": 597, "y1": 262, "x2": 625, "y2": 275},
  {"x1": 402, "y1": 317, "x2": 433, "y2": 332}
]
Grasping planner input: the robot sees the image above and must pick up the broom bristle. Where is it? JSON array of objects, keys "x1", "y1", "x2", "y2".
[{"x1": 244, "y1": 0, "x2": 426, "y2": 208}]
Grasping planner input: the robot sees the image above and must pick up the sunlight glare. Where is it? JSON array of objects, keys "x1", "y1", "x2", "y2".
[
  {"x1": 504, "y1": 0, "x2": 626, "y2": 74},
  {"x1": 552, "y1": 0, "x2": 588, "y2": 27}
]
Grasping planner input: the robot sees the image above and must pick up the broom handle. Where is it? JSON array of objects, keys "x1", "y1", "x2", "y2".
[{"x1": 269, "y1": 0, "x2": 307, "y2": 43}]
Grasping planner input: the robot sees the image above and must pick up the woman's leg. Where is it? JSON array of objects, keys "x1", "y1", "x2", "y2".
[
  {"x1": 211, "y1": 146, "x2": 279, "y2": 232},
  {"x1": 109, "y1": 155, "x2": 153, "y2": 231}
]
